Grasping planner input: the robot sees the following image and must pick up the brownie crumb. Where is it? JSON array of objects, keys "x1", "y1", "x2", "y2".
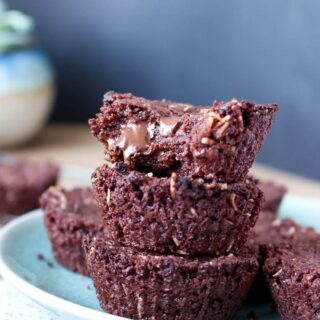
[
  {"x1": 37, "y1": 252, "x2": 54, "y2": 269},
  {"x1": 86, "y1": 285, "x2": 91, "y2": 290},
  {"x1": 37, "y1": 253, "x2": 44, "y2": 261}
]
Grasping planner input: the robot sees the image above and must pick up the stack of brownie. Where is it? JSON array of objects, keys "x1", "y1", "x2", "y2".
[{"x1": 83, "y1": 92, "x2": 278, "y2": 319}]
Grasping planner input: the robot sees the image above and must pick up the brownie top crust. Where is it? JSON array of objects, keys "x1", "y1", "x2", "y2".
[
  {"x1": 251, "y1": 211, "x2": 320, "y2": 267},
  {"x1": 251, "y1": 211, "x2": 317, "y2": 246},
  {"x1": 0, "y1": 158, "x2": 59, "y2": 189},
  {"x1": 40, "y1": 186, "x2": 101, "y2": 221},
  {"x1": 267, "y1": 239, "x2": 320, "y2": 267},
  {"x1": 89, "y1": 92, "x2": 278, "y2": 181}
]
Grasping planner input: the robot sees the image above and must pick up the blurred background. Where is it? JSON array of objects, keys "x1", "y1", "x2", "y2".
[{"x1": 2, "y1": 0, "x2": 320, "y2": 180}]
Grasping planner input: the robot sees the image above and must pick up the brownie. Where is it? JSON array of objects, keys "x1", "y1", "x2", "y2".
[
  {"x1": 40, "y1": 187, "x2": 103, "y2": 276},
  {"x1": 89, "y1": 92, "x2": 278, "y2": 183},
  {"x1": 83, "y1": 233, "x2": 259, "y2": 320},
  {"x1": 0, "y1": 158, "x2": 59, "y2": 215},
  {"x1": 91, "y1": 164, "x2": 263, "y2": 256},
  {"x1": 263, "y1": 236, "x2": 320, "y2": 320},
  {"x1": 247, "y1": 213, "x2": 317, "y2": 304},
  {"x1": 258, "y1": 181, "x2": 286, "y2": 213}
]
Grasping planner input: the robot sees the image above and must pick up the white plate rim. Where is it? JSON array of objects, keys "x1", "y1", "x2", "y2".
[{"x1": 0, "y1": 210, "x2": 126, "y2": 320}]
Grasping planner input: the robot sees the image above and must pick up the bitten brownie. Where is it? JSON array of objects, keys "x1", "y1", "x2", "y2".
[
  {"x1": 0, "y1": 158, "x2": 59, "y2": 215},
  {"x1": 258, "y1": 181, "x2": 286, "y2": 213},
  {"x1": 40, "y1": 187, "x2": 103, "y2": 276},
  {"x1": 263, "y1": 234, "x2": 320, "y2": 320},
  {"x1": 89, "y1": 92, "x2": 278, "y2": 183},
  {"x1": 83, "y1": 233, "x2": 259, "y2": 320},
  {"x1": 91, "y1": 164, "x2": 263, "y2": 256}
]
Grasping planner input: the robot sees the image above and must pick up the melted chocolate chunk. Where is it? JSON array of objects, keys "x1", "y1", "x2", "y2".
[
  {"x1": 159, "y1": 116, "x2": 180, "y2": 136},
  {"x1": 116, "y1": 122, "x2": 151, "y2": 162}
]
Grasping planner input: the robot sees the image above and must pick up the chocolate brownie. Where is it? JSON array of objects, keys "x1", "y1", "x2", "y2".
[
  {"x1": 247, "y1": 214, "x2": 317, "y2": 304},
  {"x1": 263, "y1": 235, "x2": 320, "y2": 320},
  {"x1": 89, "y1": 92, "x2": 278, "y2": 182},
  {"x1": 258, "y1": 181, "x2": 286, "y2": 212},
  {"x1": 83, "y1": 233, "x2": 259, "y2": 320},
  {"x1": 0, "y1": 158, "x2": 59, "y2": 215},
  {"x1": 40, "y1": 187, "x2": 103, "y2": 275},
  {"x1": 91, "y1": 164, "x2": 263, "y2": 256}
]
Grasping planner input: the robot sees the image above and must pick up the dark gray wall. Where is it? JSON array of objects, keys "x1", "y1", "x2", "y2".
[{"x1": 9, "y1": 0, "x2": 320, "y2": 180}]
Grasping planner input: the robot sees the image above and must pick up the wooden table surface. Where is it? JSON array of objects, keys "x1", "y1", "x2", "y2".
[{"x1": 8, "y1": 123, "x2": 320, "y2": 198}]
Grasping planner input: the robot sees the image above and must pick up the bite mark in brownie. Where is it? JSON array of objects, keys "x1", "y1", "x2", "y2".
[
  {"x1": 40, "y1": 186, "x2": 103, "y2": 276},
  {"x1": 83, "y1": 233, "x2": 259, "y2": 320},
  {"x1": 89, "y1": 92, "x2": 278, "y2": 182},
  {"x1": 0, "y1": 158, "x2": 59, "y2": 215},
  {"x1": 91, "y1": 164, "x2": 263, "y2": 256}
]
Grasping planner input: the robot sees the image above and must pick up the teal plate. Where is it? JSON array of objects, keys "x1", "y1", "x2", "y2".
[{"x1": 0, "y1": 195, "x2": 319, "y2": 320}]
